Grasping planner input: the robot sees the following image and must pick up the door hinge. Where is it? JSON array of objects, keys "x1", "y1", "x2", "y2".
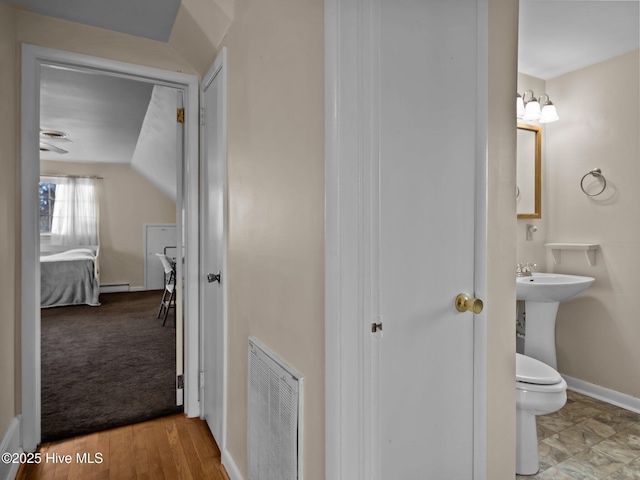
[
  {"x1": 199, "y1": 107, "x2": 205, "y2": 125},
  {"x1": 177, "y1": 107, "x2": 185, "y2": 124},
  {"x1": 371, "y1": 322, "x2": 382, "y2": 333},
  {"x1": 199, "y1": 371, "x2": 205, "y2": 389},
  {"x1": 177, "y1": 374, "x2": 184, "y2": 389}
]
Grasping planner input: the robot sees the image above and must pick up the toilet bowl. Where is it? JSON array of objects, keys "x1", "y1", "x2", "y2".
[{"x1": 516, "y1": 353, "x2": 567, "y2": 476}]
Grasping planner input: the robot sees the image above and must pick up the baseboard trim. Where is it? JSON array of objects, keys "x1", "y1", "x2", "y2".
[
  {"x1": 0, "y1": 415, "x2": 23, "y2": 480},
  {"x1": 563, "y1": 374, "x2": 640, "y2": 414},
  {"x1": 221, "y1": 448, "x2": 244, "y2": 480}
]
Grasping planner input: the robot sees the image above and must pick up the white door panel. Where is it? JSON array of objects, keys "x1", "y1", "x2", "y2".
[
  {"x1": 325, "y1": 0, "x2": 490, "y2": 477},
  {"x1": 200, "y1": 49, "x2": 227, "y2": 448},
  {"x1": 378, "y1": 0, "x2": 479, "y2": 477}
]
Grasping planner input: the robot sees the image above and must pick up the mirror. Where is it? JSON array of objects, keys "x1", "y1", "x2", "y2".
[{"x1": 516, "y1": 123, "x2": 541, "y2": 218}]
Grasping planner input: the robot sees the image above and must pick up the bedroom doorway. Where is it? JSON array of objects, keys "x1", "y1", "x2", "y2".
[
  {"x1": 21, "y1": 45, "x2": 201, "y2": 451},
  {"x1": 38, "y1": 64, "x2": 184, "y2": 441}
]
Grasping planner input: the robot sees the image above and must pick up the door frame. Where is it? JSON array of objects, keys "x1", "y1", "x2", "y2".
[
  {"x1": 20, "y1": 44, "x2": 201, "y2": 451},
  {"x1": 324, "y1": 0, "x2": 489, "y2": 478}
]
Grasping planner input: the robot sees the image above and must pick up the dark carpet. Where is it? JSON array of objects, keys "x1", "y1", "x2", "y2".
[{"x1": 41, "y1": 291, "x2": 182, "y2": 442}]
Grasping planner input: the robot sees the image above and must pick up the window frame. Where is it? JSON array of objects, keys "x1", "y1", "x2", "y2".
[{"x1": 38, "y1": 180, "x2": 57, "y2": 235}]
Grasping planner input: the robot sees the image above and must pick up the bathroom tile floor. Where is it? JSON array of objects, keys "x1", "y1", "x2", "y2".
[{"x1": 517, "y1": 390, "x2": 640, "y2": 479}]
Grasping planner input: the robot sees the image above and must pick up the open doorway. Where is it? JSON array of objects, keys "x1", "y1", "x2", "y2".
[
  {"x1": 37, "y1": 64, "x2": 183, "y2": 441},
  {"x1": 21, "y1": 45, "x2": 201, "y2": 451}
]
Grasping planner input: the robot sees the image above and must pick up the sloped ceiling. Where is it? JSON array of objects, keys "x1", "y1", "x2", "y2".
[
  {"x1": 40, "y1": 65, "x2": 154, "y2": 164},
  {"x1": 519, "y1": 0, "x2": 639, "y2": 80},
  {"x1": 3, "y1": 0, "x2": 181, "y2": 42},
  {"x1": 39, "y1": 66, "x2": 178, "y2": 200},
  {"x1": 130, "y1": 86, "x2": 178, "y2": 201}
]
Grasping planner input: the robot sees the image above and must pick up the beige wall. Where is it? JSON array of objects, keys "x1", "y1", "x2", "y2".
[
  {"x1": 516, "y1": 73, "x2": 548, "y2": 268},
  {"x1": 220, "y1": 0, "x2": 325, "y2": 478},
  {"x1": 16, "y1": 11, "x2": 197, "y2": 75},
  {"x1": 545, "y1": 50, "x2": 640, "y2": 396},
  {"x1": 515, "y1": 51, "x2": 640, "y2": 398},
  {"x1": 3, "y1": 3, "x2": 520, "y2": 478},
  {"x1": 486, "y1": 0, "x2": 519, "y2": 477},
  {"x1": 40, "y1": 161, "x2": 177, "y2": 288},
  {"x1": 169, "y1": 0, "x2": 232, "y2": 75},
  {"x1": 0, "y1": 2, "x2": 17, "y2": 439}
]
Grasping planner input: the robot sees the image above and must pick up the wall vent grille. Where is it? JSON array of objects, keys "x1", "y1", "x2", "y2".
[{"x1": 248, "y1": 337, "x2": 302, "y2": 480}]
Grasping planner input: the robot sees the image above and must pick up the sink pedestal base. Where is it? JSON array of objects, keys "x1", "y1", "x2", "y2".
[{"x1": 523, "y1": 301, "x2": 560, "y2": 369}]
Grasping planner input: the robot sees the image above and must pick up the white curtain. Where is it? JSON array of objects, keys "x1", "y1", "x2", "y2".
[{"x1": 51, "y1": 177, "x2": 99, "y2": 246}]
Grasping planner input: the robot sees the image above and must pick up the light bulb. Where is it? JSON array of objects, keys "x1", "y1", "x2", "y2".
[
  {"x1": 523, "y1": 98, "x2": 541, "y2": 121},
  {"x1": 517, "y1": 94, "x2": 525, "y2": 118},
  {"x1": 539, "y1": 103, "x2": 559, "y2": 123}
]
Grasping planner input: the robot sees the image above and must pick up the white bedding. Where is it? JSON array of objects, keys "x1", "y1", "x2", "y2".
[{"x1": 40, "y1": 248, "x2": 100, "y2": 308}]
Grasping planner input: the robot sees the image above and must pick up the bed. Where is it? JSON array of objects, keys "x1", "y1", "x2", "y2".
[{"x1": 40, "y1": 248, "x2": 100, "y2": 308}]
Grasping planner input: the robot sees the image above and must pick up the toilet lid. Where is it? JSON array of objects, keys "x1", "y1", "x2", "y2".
[{"x1": 516, "y1": 353, "x2": 563, "y2": 385}]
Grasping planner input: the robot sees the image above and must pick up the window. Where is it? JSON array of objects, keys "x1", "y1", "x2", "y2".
[{"x1": 39, "y1": 181, "x2": 57, "y2": 234}]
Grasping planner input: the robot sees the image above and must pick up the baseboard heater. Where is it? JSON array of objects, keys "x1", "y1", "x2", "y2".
[
  {"x1": 99, "y1": 284, "x2": 130, "y2": 294},
  {"x1": 248, "y1": 337, "x2": 303, "y2": 480}
]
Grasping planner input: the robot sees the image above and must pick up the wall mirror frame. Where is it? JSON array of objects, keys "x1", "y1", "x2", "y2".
[{"x1": 517, "y1": 123, "x2": 542, "y2": 219}]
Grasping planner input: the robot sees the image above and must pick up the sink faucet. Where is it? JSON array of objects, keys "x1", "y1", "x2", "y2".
[{"x1": 516, "y1": 263, "x2": 537, "y2": 277}]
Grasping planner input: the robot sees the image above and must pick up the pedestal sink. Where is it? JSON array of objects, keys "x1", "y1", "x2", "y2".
[{"x1": 517, "y1": 273, "x2": 594, "y2": 369}]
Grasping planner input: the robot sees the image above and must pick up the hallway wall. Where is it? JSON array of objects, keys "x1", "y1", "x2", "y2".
[
  {"x1": 487, "y1": 0, "x2": 520, "y2": 477},
  {"x1": 219, "y1": 0, "x2": 325, "y2": 478},
  {"x1": 0, "y1": 2, "x2": 17, "y2": 439}
]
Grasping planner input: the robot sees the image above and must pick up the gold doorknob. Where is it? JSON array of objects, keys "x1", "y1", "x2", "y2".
[{"x1": 455, "y1": 293, "x2": 483, "y2": 314}]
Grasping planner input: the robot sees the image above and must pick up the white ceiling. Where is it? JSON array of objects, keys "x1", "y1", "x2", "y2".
[
  {"x1": 2, "y1": 0, "x2": 181, "y2": 42},
  {"x1": 40, "y1": 65, "x2": 154, "y2": 164},
  {"x1": 519, "y1": 0, "x2": 640, "y2": 80}
]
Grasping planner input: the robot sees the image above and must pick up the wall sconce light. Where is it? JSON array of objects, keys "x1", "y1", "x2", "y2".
[
  {"x1": 516, "y1": 90, "x2": 559, "y2": 123},
  {"x1": 538, "y1": 94, "x2": 559, "y2": 123}
]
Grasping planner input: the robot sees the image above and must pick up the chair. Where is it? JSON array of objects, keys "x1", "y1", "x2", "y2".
[{"x1": 156, "y1": 253, "x2": 176, "y2": 326}]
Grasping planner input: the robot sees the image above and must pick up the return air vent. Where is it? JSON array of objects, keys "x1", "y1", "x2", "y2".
[{"x1": 248, "y1": 337, "x2": 303, "y2": 480}]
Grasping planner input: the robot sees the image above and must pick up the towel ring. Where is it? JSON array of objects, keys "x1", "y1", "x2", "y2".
[{"x1": 580, "y1": 168, "x2": 607, "y2": 196}]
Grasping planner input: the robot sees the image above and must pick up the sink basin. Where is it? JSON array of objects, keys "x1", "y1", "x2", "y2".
[
  {"x1": 516, "y1": 273, "x2": 595, "y2": 303},
  {"x1": 517, "y1": 272, "x2": 594, "y2": 369}
]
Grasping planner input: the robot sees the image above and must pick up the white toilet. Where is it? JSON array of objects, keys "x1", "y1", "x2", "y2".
[{"x1": 516, "y1": 353, "x2": 567, "y2": 475}]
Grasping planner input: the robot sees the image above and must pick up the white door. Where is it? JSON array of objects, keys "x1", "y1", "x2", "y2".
[
  {"x1": 144, "y1": 224, "x2": 177, "y2": 290},
  {"x1": 377, "y1": 2, "x2": 482, "y2": 477},
  {"x1": 326, "y1": 1, "x2": 488, "y2": 478},
  {"x1": 200, "y1": 49, "x2": 227, "y2": 447},
  {"x1": 379, "y1": 0, "x2": 478, "y2": 480}
]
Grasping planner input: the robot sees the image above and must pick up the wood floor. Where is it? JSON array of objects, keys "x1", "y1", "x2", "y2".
[{"x1": 15, "y1": 414, "x2": 230, "y2": 480}]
